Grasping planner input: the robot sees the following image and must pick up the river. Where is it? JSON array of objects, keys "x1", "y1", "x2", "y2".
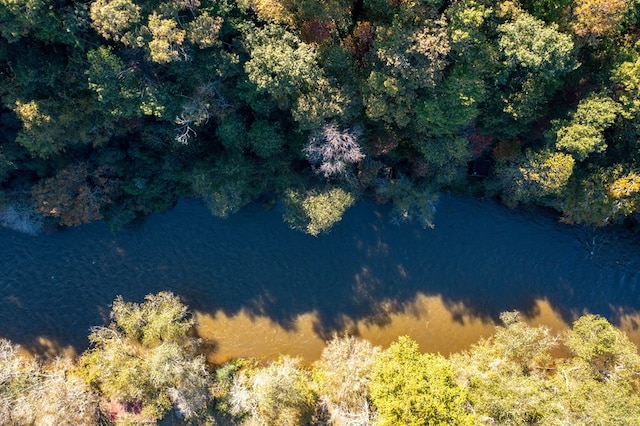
[{"x1": 1, "y1": 195, "x2": 640, "y2": 363}]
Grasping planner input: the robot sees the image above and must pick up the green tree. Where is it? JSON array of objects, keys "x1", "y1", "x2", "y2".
[
  {"x1": 496, "y1": 12, "x2": 577, "y2": 125},
  {"x1": 89, "y1": 0, "x2": 141, "y2": 44},
  {"x1": 292, "y1": 76, "x2": 356, "y2": 132},
  {"x1": 0, "y1": 0, "x2": 82, "y2": 44},
  {"x1": 76, "y1": 292, "x2": 210, "y2": 421},
  {"x1": 565, "y1": 314, "x2": 640, "y2": 382},
  {"x1": 557, "y1": 165, "x2": 629, "y2": 225},
  {"x1": 546, "y1": 315, "x2": 640, "y2": 424},
  {"x1": 548, "y1": 358, "x2": 640, "y2": 425},
  {"x1": 554, "y1": 94, "x2": 620, "y2": 161},
  {"x1": 247, "y1": 119, "x2": 286, "y2": 158},
  {"x1": 416, "y1": 136, "x2": 473, "y2": 186},
  {"x1": 370, "y1": 336, "x2": 475, "y2": 426},
  {"x1": 374, "y1": 175, "x2": 439, "y2": 228},
  {"x1": 363, "y1": 12, "x2": 451, "y2": 128},
  {"x1": 86, "y1": 46, "x2": 143, "y2": 119},
  {"x1": 238, "y1": 0, "x2": 295, "y2": 25},
  {"x1": 13, "y1": 97, "x2": 109, "y2": 159},
  {"x1": 608, "y1": 169, "x2": 640, "y2": 217},
  {"x1": 186, "y1": 13, "x2": 223, "y2": 48},
  {"x1": 189, "y1": 154, "x2": 260, "y2": 218},
  {"x1": 416, "y1": 65, "x2": 486, "y2": 137},
  {"x1": 215, "y1": 113, "x2": 248, "y2": 152},
  {"x1": 147, "y1": 12, "x2": 187, "y2": 63},
  {"x1": 520, "y1": 0, "x2": 572, "y2": 22},
  {"x1": 242, "y1": 23, "x2": 322, "y2": 111},
  {"x1": 446, "y1": 0, "x2": 492, "y2": 55},
  {"x1": 612, "y1": 51, "x2": 640, "y2": 121},
  {"x1": 451, "y1": 312, "x2": 558, "y2": 425},
  {"x1": 496, "y1": 148, "x2": 575, "y2": 206}
]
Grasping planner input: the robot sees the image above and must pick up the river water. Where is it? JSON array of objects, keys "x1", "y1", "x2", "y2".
[{"x1": 1, "y1": 195, "x2": 640, "y2": 362}]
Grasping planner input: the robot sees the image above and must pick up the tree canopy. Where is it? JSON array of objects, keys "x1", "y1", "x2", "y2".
[{"x1": 0, "y1": 0, "x2": 639, "y2": 235}]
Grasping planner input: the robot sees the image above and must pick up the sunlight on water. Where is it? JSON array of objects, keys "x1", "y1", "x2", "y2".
[
  {"x1": 195, "y1": 296, "x2": 578, "y2": 363},
  {"x1": 196, "y1": 310, "x2": 327, "y2": 364}
]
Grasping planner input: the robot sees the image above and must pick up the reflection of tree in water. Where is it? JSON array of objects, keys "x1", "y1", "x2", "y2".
[{"x1": 575, "y1": 225, "x2": 640, "y2": 269}]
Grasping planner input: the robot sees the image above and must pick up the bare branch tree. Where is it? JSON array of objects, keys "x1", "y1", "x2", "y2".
[
  {"x1": 304, "y1": 123, "x2": 365, "y2": 178},
  {"x1": 174, "y1": 82, "x2": 229, "y2": 144}
]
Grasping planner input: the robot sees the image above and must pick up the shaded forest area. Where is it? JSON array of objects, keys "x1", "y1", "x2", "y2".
[
  {"x1": 3, "y1": 292, "x2": 640, "y2": 425},
  {"x1": 1, "y1": 0, "x2": 640, "y2": 234}
]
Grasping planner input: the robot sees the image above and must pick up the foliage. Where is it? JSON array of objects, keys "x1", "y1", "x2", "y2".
[
  {"x1": 230, "y1": 356, "x2": 316, "y2": 425},
  {"x1": 547, "y1": 315, "x2": 640, "y2": 425},
  {"x1": 496, "y1": 12, "x2": 577, "y2": 124},
  {"x1": 548, "y1": 359, "x2": 640, "y2": 425},
  {"x1": 370, "y1": 336, "x2": 475, "y2": 426},
  {"x1": 86, "y1": 47, "x2": 144, "y2": 119},
  {"x1": 248, "y1": 119, "x2": 286, "y2": 158},
  {"x1": 0, "y1": 0, "x2": 82, "y2": 44},
  {"x1": 496, "y1": 149, "x2": 575, "y2": 206},
  {"x1": 32, "y1": 162, "x2": 117, "y2": 226},
  {"x1": 612, "y1": 50, "x2": 640, "y2": 120},
  {"x1": 363, "y1": 10, "x2": 451, "y2": 128},
  {"x1": 1, "y1": 0, "x2": 640, "y2": 232},
  {"x1": 571, "y1": 0, "x2": 633, "y2": 43},
  {"x1": 565, "y1": 314, "x2": 640, "y2": 382},
  {"x1": 416, "y1": 136, "x2": 473, "y2": 186},
  {"x1": 554, "y1": 94, "x2": 620, "y2": 161},
  {"x1": 557, "y1": 165, "x2": 640, "y2": 225},
  {"x1": 13, "y1": 98, "x2": 104, "y2": 159},
  {"x1": 416, "y1": 65, "x2": 486, "y2": 137},
  {"x1": 242, "y1": 24, "x2": 322, "y2": 111},
  {"x1": 189, "y1": 155, "x2": 260, "y2": 218},
  {"x1": 521, "y1": 0, "x2": 572, "y2": 22},
  {"x1": 0, "y1": 339, "x2": 99, "y2": 425},
  {"x1": 75, "y1": 292, "x2": 210, "y2": 422},
  {"x1": 2, "y1": 289, "x2": 640, "y2": 426},
  {"x1": 89, "y1": 0, "x2": 141, "y2": 43},
  {"x1": 451, "y1": 312, "x2": 558, "y2": 425},
  {"x1": 313, "y1": 335, "x2": 380, "y2": 425}
]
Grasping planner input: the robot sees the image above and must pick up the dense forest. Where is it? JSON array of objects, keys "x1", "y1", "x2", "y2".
[
  {"x1": 0, "y1": 0, "x2": 639, "y2": 234},
  {"x1": 1, "y1": 292, "x2": 640, "y2": 425}
]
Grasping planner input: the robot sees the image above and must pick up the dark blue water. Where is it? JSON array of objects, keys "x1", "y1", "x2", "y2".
[{"x1": 1, "y1": 195, "x2": 639, "y2": 354}]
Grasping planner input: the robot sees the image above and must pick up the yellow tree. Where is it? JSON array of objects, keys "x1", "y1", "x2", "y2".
[
  {"x1": 451, "y1": 313, "x2": 558, "y2": 424},
  {"x1": 370, "y1": 336, "x2": 475, "y2": 426},
  {"x1": 571, "y1": 0, "x2": 632, "y2": 44}
]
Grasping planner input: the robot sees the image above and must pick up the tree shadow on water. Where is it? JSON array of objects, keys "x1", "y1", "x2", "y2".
[{"x1": 2, "y1": 196, "x2": 640, "y2": 356}]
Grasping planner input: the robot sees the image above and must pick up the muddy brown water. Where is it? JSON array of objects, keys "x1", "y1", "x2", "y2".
[{"x1": 1, "y1": 195, "x2": 640, "y2": 362}]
